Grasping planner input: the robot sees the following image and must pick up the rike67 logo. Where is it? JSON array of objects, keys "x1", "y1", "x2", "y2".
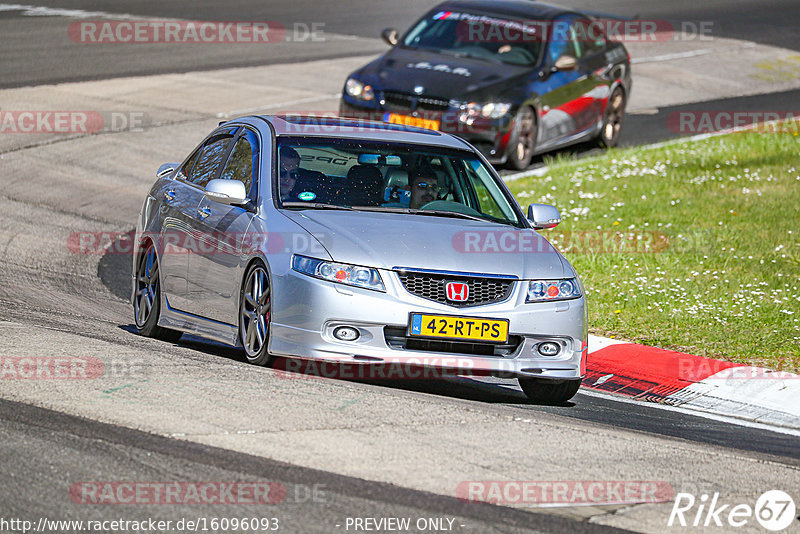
[{"x1": 668, "y1": 490, "x2": 796, "y2": 531}]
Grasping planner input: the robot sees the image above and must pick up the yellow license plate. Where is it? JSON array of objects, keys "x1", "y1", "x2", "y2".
[
  {"x1": 384, "y1": 112, "x2": 440, "y2": 131},
  {"x1": 408, "y1": 313, "x2": 509, "y2": 343}
]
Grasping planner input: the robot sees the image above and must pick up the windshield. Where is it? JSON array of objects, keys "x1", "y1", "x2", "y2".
[
  {"x1": 402, "y1": 10, "x2": 545, "y2": 67},
  {"x1": 276, "y1": 137, "x2": 522, "y2": 227}
]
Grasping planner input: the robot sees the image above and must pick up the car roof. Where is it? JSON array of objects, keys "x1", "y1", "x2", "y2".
[
  {"x1": 432, "y1": 0, "x2": 580, "y2": 21},
  {"x1": 245, "y1": 115, "x2": 474, "y2": 151}
]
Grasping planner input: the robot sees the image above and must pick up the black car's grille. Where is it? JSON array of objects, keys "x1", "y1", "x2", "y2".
[
  {"x1": 396, "y1": 271, "x2": 514, "y2": 307},
  {"x1": 384, "y1": 327, "x2": 522, "y2": 357},
  {"x1": 382, "y1": 91, "x2": 452, "y2": 112}
]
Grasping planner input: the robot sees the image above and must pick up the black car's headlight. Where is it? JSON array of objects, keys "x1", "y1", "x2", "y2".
[
  {"x1": 292, "y1": 255, "x2": 385, "y2": 292},
  {"x1": 526, "y1": 278, "x2": 581, "y2": 302},
  {"x1": 344, "y1": 78, "x2": 375, "y2": 101},
  {"x1": 458, "y1": 102, "x2": 512, "y2": 124}
]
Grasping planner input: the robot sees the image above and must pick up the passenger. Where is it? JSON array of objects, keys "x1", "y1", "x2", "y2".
[{"x1": 279, "y1": 147, "x2": 301, "y2": 200}]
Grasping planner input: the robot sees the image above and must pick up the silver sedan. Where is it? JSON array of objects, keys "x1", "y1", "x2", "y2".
[{"x1": 132, "y1": 115, "x2": 587, "y2": 403}]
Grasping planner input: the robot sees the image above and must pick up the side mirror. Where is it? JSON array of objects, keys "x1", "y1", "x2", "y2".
[
  {"x1": 205, "y1": 179, "x2": 248, "y2": 206},
  {"x1": 527, "y1": 203, "x2": 561, "y2": 229},
  {"x1": 553, "y1": 55, "x2": 578, "y2": 72},
  {"x1": 156, "y1": 163, "x2": 179, "y2": 178},
  {"x1": 381, "y1": 28, "x2": 399, "y2": 46}
]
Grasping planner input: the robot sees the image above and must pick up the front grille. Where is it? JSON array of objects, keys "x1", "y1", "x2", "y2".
[
  {"x1": 396, "y1": 271, "x2": 514, "y2": 307},
  {"x1": 384, "y1": 327, "x2": 522, "y2": 357},
  {"x1": 382, "y1": 91, "x2": 452, "y2": 112}
]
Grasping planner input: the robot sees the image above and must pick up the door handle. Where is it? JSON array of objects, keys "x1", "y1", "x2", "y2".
[
  {"x1": 197, "y1": 206, "x2": 212, "y2": 220},
  {"x1": 164, "y1": 189, "x2": 176, "y2": 202}
]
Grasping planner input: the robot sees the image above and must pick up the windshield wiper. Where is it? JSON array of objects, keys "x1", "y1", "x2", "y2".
[
  {"x1": 413, "y1": 209, "x2": 496, "y2": 223},
  {"x1": 437, "y1": 48, "x2": 502, "y2": 64},
  {"x1": 402, "y1": 43, "x2": 441, "y2": 53},
  {"x1": 355, "y1": 206, "x2": 508, "y2": 225},
  {"x1": 282, "y1": 202, "x2": 355, "y2": 211}
]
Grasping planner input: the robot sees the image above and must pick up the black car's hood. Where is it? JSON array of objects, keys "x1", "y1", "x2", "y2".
[{"x1": 361, "y1": 46, "x2": 532, "y2": 101}]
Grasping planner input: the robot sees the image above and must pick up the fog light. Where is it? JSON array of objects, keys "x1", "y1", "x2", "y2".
[
  {"x1": 333, "y1": 326, "x2": 360, "y2": 342},
  {"x1": 537, "y1": 342, "x2": 560, "y2": 356}
]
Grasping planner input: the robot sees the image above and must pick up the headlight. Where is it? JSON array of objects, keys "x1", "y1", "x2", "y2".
[
  {"x1": 292, "y1": 255, "x2": 385, "y2": 292},
  {"x1": 526, "y1": 278, "x2": 581, "y2": 302},
  {"x1": 481, "y1": 102, "x2": 511, "y2": 118},
  {"x1": 459, "y1": 102, "x2": 511, "y2": 123},
  {"x1": 344, "y1": 78, "x2": 375, "y2": 101}
]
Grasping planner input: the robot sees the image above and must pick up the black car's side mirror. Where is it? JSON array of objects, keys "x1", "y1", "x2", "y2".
[
  {"x1": 553, "y1": 55, "x2": 578, "y2": 72},
  {"x1": 381, "y1": 28, "x2": 399, "y2": 46}
]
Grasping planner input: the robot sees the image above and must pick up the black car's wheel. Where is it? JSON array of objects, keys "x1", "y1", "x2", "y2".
[
  {"x1": 133, "y1": 242, "x2": 182, "y2": 342},
  {"x1": 519, "y1": 378, "x2": 581, "y2": 404},
  {"x1": 505, "y1": 106, "x2": 537, "y2": 170},
  {"x1": 239, "y1": 262, "x2": 273, "y2": 366},
  {"x1": 596, "y1": 87, "x2": 626, "y2": 148}
]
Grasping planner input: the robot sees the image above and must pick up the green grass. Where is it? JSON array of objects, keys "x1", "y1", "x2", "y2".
[{"x1": 507, "y1": 129, "x2": 800, "y2": 372}]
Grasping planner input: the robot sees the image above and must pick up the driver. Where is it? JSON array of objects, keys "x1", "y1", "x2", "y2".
[{"x1": 409, "y1": 172, "x2": 441, "y2": 209}]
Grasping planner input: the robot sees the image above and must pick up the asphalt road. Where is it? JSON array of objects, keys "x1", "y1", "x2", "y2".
[
  {"x1": 2, "y1": 399, "x2": 628, "y2": 534},
  {"x1": 1, "y1": 1, "x2": 800, "y2": 532},
  {"x1": 0, "y1": 0, "x2": 798, "y2": 88}
]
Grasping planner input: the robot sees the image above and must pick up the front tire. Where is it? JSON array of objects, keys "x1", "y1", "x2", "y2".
[
  {"x1": 519, "y1": 378, "x2": 581, "y2": 404},
  {"x1": 505, "y1": 106, "x2": 537, "y2": 170},
  {"x1": 239, "y1": 262, "x2": 273, "y2": 366},
  {"x1": 133, "y1": 243, "x2": 182, "y2": 342}
]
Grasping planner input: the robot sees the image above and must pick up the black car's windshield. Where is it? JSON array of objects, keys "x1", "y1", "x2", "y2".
[
  {"x1": 276, "y1": 137, "x2": 522, "y2": 227},
  {"x1": 402, "y1": 10, "x2": 545, "y2": 67}
]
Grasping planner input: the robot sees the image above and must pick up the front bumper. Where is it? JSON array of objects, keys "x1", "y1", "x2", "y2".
[
  {"x1": 269, "y1": 267, "x2": 587, "y2": 380},
  {"x1": 339, "y1": 98, "x2": 514, "y2": 165}
]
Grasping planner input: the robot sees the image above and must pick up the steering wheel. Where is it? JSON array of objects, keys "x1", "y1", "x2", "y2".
[{"x1": 419, "y1": 200, "x2": 484, "y2": 217}]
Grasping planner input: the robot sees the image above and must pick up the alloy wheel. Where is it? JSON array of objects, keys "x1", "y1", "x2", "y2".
[
  {"x1": 134, "y1": 244, "x2": 159, "y2": 327},
  {"x1": 506, "y1": 106, "x2": 537, "y2": 170},
  {"x1": 600, "y1": 88, "x2": 625, "y2": 147},
  {"x1": 515, "y1": 106, "x2": 536, "y2": 162},
  {"x1": 240, "y1": 265, "x2": 271, "y2": 362}
]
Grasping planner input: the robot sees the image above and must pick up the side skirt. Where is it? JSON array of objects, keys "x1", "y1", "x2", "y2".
[
  {"x1": 159, "y1": 296, "x2": 240, "y2": 347},
  {"x1": 533, "y1": 122, "x2": 601, "y2": 155}
]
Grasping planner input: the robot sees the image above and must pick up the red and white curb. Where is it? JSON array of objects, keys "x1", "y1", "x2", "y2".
[{"x1": 585, "y1": 335, "x2": 800, "y2": 431}]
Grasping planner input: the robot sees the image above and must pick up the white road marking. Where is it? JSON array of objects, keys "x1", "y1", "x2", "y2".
[
  {"x1": 580, "y1": 388, "x2": 800, "y2": 437},
  {"x1": 632, "y1": 42, "x2": 757, "y2": 64},
  {"x1": 627, "y1": 108, "x2": 659, "y2": 115},
  {"x1": 455, "y1": 373, "x2": 800, "y2": 434},
  {"x1": 502, "y1": 166, "x2": 550, "y2": 182},
  {"x1": 632, "y1": 48, "x2": 715, "y2": 64},
  {"x1": 595, "y1": 374, "x2": 614, "y2": 385},
  {"x1": 0, "y1": 3, "x2": 162, "y2": 20}
]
